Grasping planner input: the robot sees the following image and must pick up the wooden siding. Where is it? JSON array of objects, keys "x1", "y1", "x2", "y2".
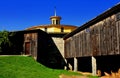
[
  {"x1": 65, "y1": 13, "x2": 120, "y2": 58},
  {"x1": 24, "y1": 33, "x2": 38, "y2": 58}
]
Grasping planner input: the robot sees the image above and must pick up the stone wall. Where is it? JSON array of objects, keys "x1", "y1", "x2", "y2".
[{"x1": 52, "y1": 37, "x2": 64, "y2": 58}]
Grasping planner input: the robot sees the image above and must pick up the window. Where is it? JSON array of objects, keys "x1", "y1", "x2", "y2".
[
  {"x1": 45, "y1": 27, "x2": 47, "y2": 32},
  {"x1": 116, "y1": 13, "x2": 120, "y2": 21},
  {"x1": 52, "y1": 20, "x2": 55, "y2": 24},
  {"x1": 56, "y1": 20, "x2": 59, "y2": 24},
  {"x1": 61, "y1": 27, "x2": 64, "y2": 32}
]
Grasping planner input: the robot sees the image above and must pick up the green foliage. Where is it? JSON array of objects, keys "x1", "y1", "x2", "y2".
[
  {"x1": 0, "y1": 30, "x2": 10, "y2": 45},
  {"x1": 0, "y1": 56, "x2": 98, "y2": 78},
  {"x1": 0, "y1": 30, "x2": 14, "y2": 53}
]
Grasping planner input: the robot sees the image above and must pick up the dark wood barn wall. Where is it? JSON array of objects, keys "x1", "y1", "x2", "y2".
[{"x1": 65, "y1": 13, "x2": 120, "y2": 58}]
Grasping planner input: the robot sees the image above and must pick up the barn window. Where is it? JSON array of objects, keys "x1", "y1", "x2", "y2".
[{"x1": 116, "y1": 13, "x2": 120, "y2": 21}]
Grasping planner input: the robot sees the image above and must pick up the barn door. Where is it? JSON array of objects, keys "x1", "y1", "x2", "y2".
[{"x1": 25, "y1": 42, "x2": 31, "y2": 55}]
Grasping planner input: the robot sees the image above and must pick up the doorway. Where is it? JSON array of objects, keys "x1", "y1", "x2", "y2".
[{"x1": 25, "y1": 42, "x2": 30, "y2": 55}]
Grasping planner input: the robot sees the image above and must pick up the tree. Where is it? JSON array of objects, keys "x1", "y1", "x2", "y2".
[{"x1": 0, "y1": 30, "x2": 14, "y2": 54}]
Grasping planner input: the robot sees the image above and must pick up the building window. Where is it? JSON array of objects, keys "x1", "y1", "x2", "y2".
[
  {"x1": 56, "y1": 20, "x2": 59, "y2": 24},
  {"x1": 52, "y1": 20, "x2": 55, "y2": 24},
  {"x1": 45, "y1": 27, "x2": 47, "y2": 32},
  {"x1": 61, "y1": 27, "x2": 64, "y2": 32},
  {"x1": 116, "y1": 13, "x2": 120, "y2": 21}
]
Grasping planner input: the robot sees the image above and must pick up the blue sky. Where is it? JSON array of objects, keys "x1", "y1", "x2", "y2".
[{"x1": 0, "y1": 0, "x2": 120, "y2": 31}]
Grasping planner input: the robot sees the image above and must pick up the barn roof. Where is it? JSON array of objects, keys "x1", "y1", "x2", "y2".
[
  {"x1": 63, "y1": 3, "x2": 120, "y2": 40},
  {"x1": 11, "y1": 29, "x2": 48, "y2": 35}
]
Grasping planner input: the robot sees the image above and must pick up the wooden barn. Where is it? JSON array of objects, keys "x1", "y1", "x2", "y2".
[
  {"x1": 11, "y1": 29, "x2": 66, "y2": 69},
  {"x1": 63, "y1": 3, "x2": 120, "y2": 75}
]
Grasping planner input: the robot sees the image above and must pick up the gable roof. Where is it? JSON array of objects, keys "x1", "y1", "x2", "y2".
[{"x1": 63, "y1": 3, "x2": 120, "y2": 40}]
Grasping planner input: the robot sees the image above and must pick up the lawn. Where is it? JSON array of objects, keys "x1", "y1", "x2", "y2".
[{"x1": 0, "y1": 56, "x2": 99, "y2": 78}]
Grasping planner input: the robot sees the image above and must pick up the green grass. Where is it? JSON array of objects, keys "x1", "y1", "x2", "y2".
[{"x1": 0, "y1": 56, "x2": 99, "y2": 78}]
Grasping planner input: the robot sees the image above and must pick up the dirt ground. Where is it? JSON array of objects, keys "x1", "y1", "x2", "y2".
[{"x1": 59, "y1": 74, "x2": 88, "y2": 78}]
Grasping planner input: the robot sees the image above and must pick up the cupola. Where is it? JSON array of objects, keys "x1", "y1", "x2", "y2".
[{"x1": 50, "y1": 8, "x2": 61, "y2": 25}]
